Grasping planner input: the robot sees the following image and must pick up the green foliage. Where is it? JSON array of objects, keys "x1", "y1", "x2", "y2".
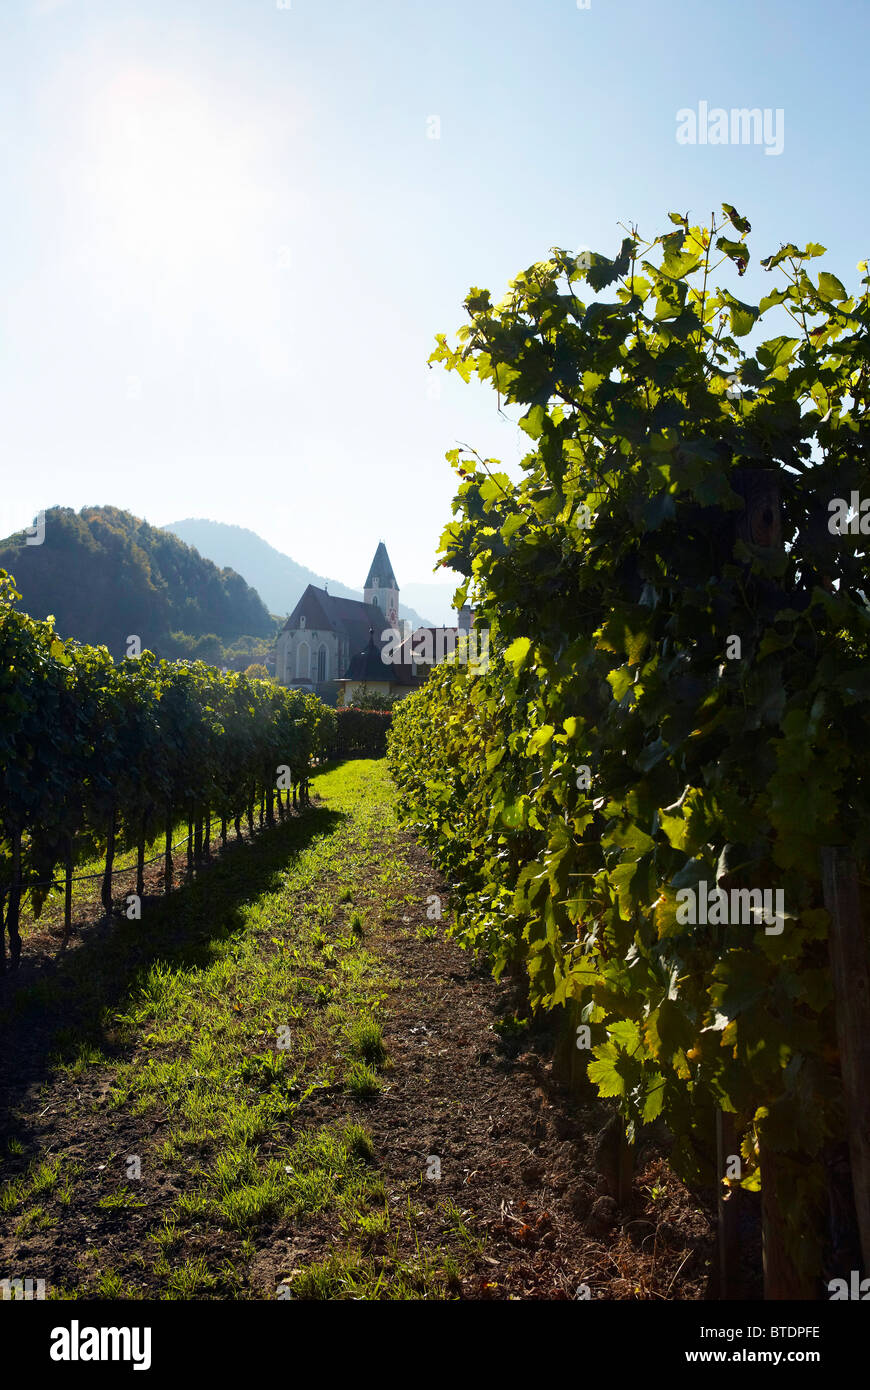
[
  {"x1": 333, "y1": 706, "x2": 392, "y2": 757},
  {"x1": 389, "y1": 207, "x2": 870, "y2": 1280},
  {"x1": 349, "y1": 692, "x2": 396, "y2": 711},
  {"x1": 0, "y1": 505, "x2": 275, "y2": 660},
  {"x1": 0, "y1": 574, "x2": 335, "y2": 961}
]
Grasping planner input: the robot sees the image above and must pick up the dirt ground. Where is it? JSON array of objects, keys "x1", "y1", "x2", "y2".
[
  {"x1": 318, "y1": 837, "x2": 724, "y2": 1300},
  {"x1": 0, "y1": 792, "x2": 733, "y2": 1301}
]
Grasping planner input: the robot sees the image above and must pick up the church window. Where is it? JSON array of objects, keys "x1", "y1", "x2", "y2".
[
  {"x1": 297, "y1": 642, "x2": 310, "y2": 678},
  {"x1": 317, "y1": 645, "x2": 328, "y2": 682}
]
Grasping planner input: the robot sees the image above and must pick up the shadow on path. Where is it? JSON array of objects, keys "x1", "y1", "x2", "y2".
[{"x1": 0, "y1": 802, "x2": 346, "y2": 1151}]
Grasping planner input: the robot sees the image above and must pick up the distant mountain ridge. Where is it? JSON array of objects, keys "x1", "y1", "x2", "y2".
[{"x1": 163, "y1": 518, "x2": 443, "y2": 628}]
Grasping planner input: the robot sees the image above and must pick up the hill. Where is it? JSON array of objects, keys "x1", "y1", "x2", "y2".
[
  {"x1": 0, "y1": 506, "x2": 275, "y2": 663},
  {"x1": 163, "y1": 518, "x2": 442, "y2": 628}
]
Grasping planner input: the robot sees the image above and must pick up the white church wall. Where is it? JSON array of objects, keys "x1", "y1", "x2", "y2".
[{"x1": 276, "y1": 626, "x2": 344, "y2": 688}]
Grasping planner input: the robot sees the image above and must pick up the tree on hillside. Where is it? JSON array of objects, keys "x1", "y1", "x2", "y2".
[{"x1": 0, "y1": 506, "x2": 274, "y2": 660}]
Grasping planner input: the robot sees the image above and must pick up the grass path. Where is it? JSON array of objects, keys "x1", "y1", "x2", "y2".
[{"x1": 0, "y1": 759, "x2": 716, "y2": 1300}]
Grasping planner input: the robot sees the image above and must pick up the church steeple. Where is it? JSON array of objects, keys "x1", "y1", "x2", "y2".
[{"x1": 364, "y1": 541, "x2": 399, "y2": 629}]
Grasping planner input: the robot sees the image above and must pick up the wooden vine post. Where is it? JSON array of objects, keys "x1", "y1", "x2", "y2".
[
  {"x1": 136, "y1": 814, "x2": 146, "y2": 900},
  {"x1": 731, "y1": 466, "x2": 782, "y2": 550},
  {"x1": 8, "y1": 827, "x2": 22, "y2": 969},
  {"x1": 759, "y1": 1138, "x2": 818, "y2": 1298},
  {"x1": 821, "y1": 847, "x2": 870, "y2": 1273},
  {"x1": 729, "y1": 466, "x2": 820, "y2": 1297},
  {"x1": 732, "y1": 472, "x2": 870, "y2": 1288},
  {"x1": 101, "y1": 803, "x2": 116, "y2": 915},
  {"x1": 716, "y1": 1109, "x2": 742, "y2": 1299},
  {"x1": 164, "y1": 809, "x2": 173, "y2": 896},
  {"x1": 62, "y1": 836, "x2": 73, "y2": 946}
]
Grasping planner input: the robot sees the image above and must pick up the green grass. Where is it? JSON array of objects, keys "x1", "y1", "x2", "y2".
[
  {"x1": 440, "y1": 1198, "x2": 485, "y2": 1254},
  {"x1": 162, "y1": 1257, "x2": 223, "y2": 1299},
  {"x1": 284, "y1": 1235, "x2": 463, "y2": 1300},
  {"x1": 344, "y1": 1060, "x2": 382, "y2": 1098},
  {"x1": 346, "y1": 1016, "x2": 387, "y2": 1067},
  {"x1": 0, "y1": 760, "x2": 481, "y2": 1300},
  {"x1": 147, "y1": 1220, "x2": 183, "y2": 1256},
  {"x1": 0, "y1": 1154, "x2": 66, "y2": 1214},
  {"x1": 15, "y1": 1204, "x2": 55, "y2": 1235},
  {"x1": 95, "y1": 1271, "x2": 128, "y2": 1299},
  {"x1": 97, "y1": 1188, "x2": 147, "y2": 1210},
  {"x1": 343, "y1": 1122, "x2": 375, "y2": 1162}
]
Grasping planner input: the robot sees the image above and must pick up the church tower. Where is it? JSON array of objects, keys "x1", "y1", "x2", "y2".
[{"x1": 364, "y1": 541, "x2": 399, "y2": 629}]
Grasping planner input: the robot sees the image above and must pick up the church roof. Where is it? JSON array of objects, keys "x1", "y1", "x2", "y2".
[
  {"x1": 282, "y1": 584, "x2": 392, "y2": 654},
  {"x1": 344, "y1": 632, "x2": 392, "y2": 682},
  {"x1": 343, "y1": 630, "x2": 420, "y2": 686},
  {"x1": 364, "y1": 541, "x2": 398, "y2": 591}
]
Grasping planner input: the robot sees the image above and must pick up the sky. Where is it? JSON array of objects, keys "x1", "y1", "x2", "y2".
[{"x1": 1, "y1": 0, "x2": 868, "y2": 609}]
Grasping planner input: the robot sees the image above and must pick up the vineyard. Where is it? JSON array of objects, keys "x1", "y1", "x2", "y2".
[
  {"x1": 2, "y1": 202, "x2": 869, "y2": 1312},
  {"x1": 388, "y1": 206, "x2": 870, "y2": 1297},
  {"x1": 0, "y1": 568, "x2": 336, "y2": 971}
]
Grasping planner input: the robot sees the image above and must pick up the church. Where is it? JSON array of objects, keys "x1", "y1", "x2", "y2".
[{"x1": 275, "y1": 542, "x2": 421, "y2": 705}]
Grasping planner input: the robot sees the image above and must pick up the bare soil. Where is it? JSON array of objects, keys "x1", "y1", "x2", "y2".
[{"x1": 0, "y1": 799, "x2": 734, "y2": 1300}]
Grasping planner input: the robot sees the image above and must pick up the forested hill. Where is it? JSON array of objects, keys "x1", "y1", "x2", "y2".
[{"x1": 0, "y1": 506, "x2": 275, "y2": 660}]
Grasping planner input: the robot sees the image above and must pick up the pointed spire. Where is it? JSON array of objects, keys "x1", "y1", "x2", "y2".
[{"x1": 364, "y1": 541, "x2": 398, "y2": 591}]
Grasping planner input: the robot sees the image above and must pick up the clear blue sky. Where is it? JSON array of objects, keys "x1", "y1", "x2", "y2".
[{"x1": 1, "y1": 0, "x2": 867, "y2": 601}]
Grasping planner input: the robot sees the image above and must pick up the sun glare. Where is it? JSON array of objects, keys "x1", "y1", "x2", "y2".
[{"x1": 86, "y1": 68, "x2": 257, "y2": 272}]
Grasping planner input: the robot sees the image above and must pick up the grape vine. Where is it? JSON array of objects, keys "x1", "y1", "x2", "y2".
[
  {"x1": 0, "y1": 568, "x2": 336, "y2": 970},
  {"x1": 389, "y1": 206, "x2": 870, "y2": 1285}
]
